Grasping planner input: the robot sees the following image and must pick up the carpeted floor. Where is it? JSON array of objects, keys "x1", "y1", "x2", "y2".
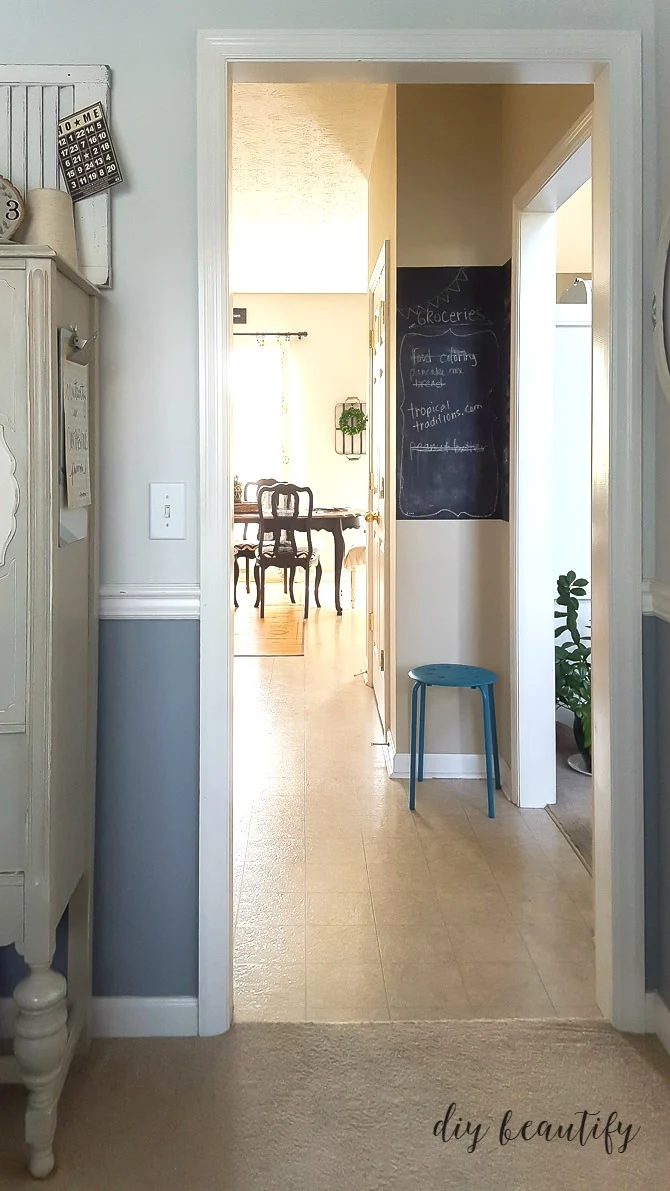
[
  {"x1": 547, "y1": 721, "x2": 592, "y2": 871},
  {"x1": 1, "y1": 1021, "x2": 669, "y2": 1189}
]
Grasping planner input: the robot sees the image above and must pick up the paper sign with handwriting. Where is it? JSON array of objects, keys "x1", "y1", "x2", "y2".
[{"x1": 62, "y1": 351, "x2": 91, "y2": 509}]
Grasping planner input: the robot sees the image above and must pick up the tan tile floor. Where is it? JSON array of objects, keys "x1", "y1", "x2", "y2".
[{"x1": 233, "y1": 579, "x2": 598, "y2": 1022}]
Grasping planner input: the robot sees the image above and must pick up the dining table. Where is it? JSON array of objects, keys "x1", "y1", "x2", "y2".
[{"x1": 233, "y1": 504, "x2": 363, "y2": 615}]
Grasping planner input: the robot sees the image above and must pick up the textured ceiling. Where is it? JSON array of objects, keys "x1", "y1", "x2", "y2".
[{"x1": 231, "y1": 84, "x2": 387, "y2": 293}]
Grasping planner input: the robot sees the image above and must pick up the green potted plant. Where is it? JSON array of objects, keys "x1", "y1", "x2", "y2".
[{"x1": 554, "y1": 570, "x2": 591, "y2": 773}]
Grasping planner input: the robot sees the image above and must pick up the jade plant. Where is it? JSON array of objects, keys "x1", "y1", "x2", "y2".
[{"x1": 554, "y1": 571, "x2": 591, "y2": 763}]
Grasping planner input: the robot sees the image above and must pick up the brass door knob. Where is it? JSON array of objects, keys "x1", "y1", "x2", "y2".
[{"x1": 364, "y1": 511, "x2": 380, "y2": 523}]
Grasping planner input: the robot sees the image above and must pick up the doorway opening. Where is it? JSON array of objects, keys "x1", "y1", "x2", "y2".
[
  {"x1": 197, "y1": 31, "x2": 645, "y2": 1038},
  {"x1": 512, "y1": 128, "x2": 594, "y2": 881}
]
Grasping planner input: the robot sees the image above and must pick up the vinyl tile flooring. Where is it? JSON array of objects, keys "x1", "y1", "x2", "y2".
[{"x1": 233, "y1": 579, "x2": 598, "y2": 1023}]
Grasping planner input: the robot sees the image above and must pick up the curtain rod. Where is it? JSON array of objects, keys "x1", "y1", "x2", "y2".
[{"x1": 232, "y1": 330, "x2": 308, "y2": 340}]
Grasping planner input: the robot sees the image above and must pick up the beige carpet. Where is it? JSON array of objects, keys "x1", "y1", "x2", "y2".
[
  {"x1": 1, "y1": 1021, "x2": 669, "y2": 1189},
  {"x1": 548, "y1": 721, "x2": 592, "y2": 871}
]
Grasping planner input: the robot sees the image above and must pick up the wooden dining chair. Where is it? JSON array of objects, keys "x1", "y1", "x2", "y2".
[
  {"x1": 239, "y1": 477, "x2": 279, "y2": 594},
  {"x1": 256, "y1": 483, "x2": 322, "y2": 618}
]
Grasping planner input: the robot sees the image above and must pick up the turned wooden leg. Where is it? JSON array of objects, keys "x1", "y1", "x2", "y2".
[{"x1": 13, "y1": 966, "x2": 69, "y2": 1178}]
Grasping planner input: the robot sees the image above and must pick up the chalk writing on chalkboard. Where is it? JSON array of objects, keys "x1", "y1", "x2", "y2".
[{"x1": 397, "y1": 266, "x2": 510, "y2": 521}]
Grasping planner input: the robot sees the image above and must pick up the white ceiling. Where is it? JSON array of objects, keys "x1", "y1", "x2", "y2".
[{"x1": 231, "y1": 83, "x2": 387, "y2": 293}]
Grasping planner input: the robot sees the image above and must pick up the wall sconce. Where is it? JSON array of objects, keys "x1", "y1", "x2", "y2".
[{"x1": 558, "y1": 277, "x2": 592, "y2": 305}]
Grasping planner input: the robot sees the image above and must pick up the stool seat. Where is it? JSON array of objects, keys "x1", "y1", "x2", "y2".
[
  {"x1": 409, "y1": 663, "x2": 498, "y2": 688},
  {"x1": 408, "y1": 662, "x2": 501, "y2": 818}
]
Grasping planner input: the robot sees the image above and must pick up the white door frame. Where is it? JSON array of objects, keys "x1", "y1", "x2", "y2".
[
  {"x1": 197, "y1": 28, "x2": 646, "y2": 1036},
  {"x1": 511, "y1": 113, "x2": 592, "y2": 812}
]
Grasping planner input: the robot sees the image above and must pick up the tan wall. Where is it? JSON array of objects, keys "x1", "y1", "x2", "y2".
[
  {"x1": 501, "y1": 85, "x2": 594, "y2": 211},
  {"x1": 368, "y1": 86, "x2": 397, "y2": 279},
  {"x1": 556, "y1": 179, "x2": 592, "y2": 275},
  {"x1": 394, "y1": 85, "x2": 510, "y2": 760},
  {"x1": 397, "y1": 85, "x2": 506, "y2": 267},
  {"x1": 232, "y1": 293, "x2": 369, "y2": 572},
  {"x1": 392, "y1": 82, "x2": 593, "y2": 766}
]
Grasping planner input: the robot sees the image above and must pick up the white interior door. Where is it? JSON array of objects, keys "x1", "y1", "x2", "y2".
[{"x1": 367, "y1": 243, "x2": 389, "y2": 729}]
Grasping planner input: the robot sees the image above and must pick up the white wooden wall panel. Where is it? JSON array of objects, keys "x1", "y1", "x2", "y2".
[{"x1": 0, "y1": 67, "x2": 111, "y2": 286}]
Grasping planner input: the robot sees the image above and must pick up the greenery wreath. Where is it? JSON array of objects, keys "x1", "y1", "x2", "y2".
[{"x1": 338, "y1": 405, "x2": 367, "y2": 436}]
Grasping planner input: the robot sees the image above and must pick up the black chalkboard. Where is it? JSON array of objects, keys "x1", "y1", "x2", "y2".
[{"x1": 397, "y1": 265, "x2": 510, "y2": 520}]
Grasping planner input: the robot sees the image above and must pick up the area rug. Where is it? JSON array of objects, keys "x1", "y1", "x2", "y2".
[
  {"x1": 1, "y1": 1021, "x2": 669, "y2": 1189},
  {"x1": 547, "y1": 720, "x2": 592, "y2": 871},
  {"x1": 234, "y1": 602, "x2": 305, "y2": 657}
]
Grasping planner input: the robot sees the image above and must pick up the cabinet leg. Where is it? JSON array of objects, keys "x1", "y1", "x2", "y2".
[
  {"x1": 68, "y1": 870, "x2": 93, "y2": 1053},
  {"x1": 13, "y1": 965, "x2": 68, "y2": 1179}
]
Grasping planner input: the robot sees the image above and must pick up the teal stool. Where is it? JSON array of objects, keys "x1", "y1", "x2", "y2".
[{"x1": 408, "y1": 664, "x2": 501, "y2": 818}]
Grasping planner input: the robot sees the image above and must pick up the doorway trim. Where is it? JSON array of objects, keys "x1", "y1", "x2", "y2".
[
  {"x1": 511, "y1": 110, "x2": 592, "y2": 814},
  {"x1": 197, "y1": 27, "x2": 645, "y2": 1036}
]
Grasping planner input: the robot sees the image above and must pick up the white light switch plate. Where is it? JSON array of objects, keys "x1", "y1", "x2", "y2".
[{"x1": 149, "y1": 483, "x2": 186, "y2": 539}]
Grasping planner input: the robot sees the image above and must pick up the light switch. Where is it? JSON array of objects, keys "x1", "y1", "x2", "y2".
[{"x1": 149, "y1": 483, "x2": 186, "y2": 539}]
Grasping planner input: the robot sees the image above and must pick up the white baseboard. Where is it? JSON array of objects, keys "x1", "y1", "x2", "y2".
[
  {"x1": 383, "y1": 730, "x2": 396, "y2": 777},
  {"x1": 389, "y1": 750, "x2": 513, "y2": 796},
  {"x1": 1, "y1": 996, "x2": 199, "y2": 1039},
  {"x1": 646, "y1": 992, "x2": 670, "y2": 1055},
  {"x1": 90, "y1": 997, "x2": 199, "y2": 1037}
]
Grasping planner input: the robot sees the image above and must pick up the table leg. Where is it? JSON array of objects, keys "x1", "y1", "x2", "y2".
[{"x1": 333, "y1": 521, "x2": 345, "y2": 615}]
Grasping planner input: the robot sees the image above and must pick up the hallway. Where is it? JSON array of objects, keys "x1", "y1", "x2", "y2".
[{"x1": 233, "y1": 583, "x2": 598, "y2": 1022}]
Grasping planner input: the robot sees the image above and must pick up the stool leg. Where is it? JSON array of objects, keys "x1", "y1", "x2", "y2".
[
  {"x1": 480, "y1": 687, "x2": 496, "y2": 819},
  {"x1": 418, "y1": 682, "x2": 427, "y2": 782},
  {"x1": 409, "y1": 681, "x2": 420, "y2": 811},
  {"x1": 489, "y1": 684, "x2": 501, "y2": 789}
]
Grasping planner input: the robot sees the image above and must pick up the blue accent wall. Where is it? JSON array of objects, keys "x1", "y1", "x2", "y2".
[
  {"x1": 644, "y1": 615, "x2": 670, "y2": 1006},
  {"x1": 93, "y1": 619, "x2": 200, "y2": 997}
]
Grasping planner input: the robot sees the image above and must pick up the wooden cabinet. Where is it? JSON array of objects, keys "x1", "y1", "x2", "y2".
[{"x1": 0, "y1": 247, "x2": 99, "y2": 1178}]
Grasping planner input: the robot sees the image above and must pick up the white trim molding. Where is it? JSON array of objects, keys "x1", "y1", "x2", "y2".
[
  {"x1": 99, "y1": 584, "x2": 200, "y2": 620},
  {"x1": 197, "y1": 27, "x2": 647, "y2": 1039},
  {"x1": 390, "y1": 752, "x2": 513, "y2": 798},
  {"x1": 89, "y1": 997, "x2": 198, "y2": 1038},
  {"x1": 646, "y1": 993, "x2": 670, "y2": 1056},
  {"x1": 1, "y1": 996, "x2": 199, "y2": 1040},
  {"x1": 642, "y1": 580, "x2": 670, "y2": 622}
]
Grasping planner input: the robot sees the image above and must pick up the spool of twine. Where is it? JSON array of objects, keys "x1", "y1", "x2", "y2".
[{"x1": 16, "y1": 188, "x2": 78, "y2": 270}]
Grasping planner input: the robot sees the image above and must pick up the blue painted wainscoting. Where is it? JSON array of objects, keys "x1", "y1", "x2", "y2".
[
  {"x1": 644, "y1": 615, "x2": 670, "y2": 1007},
  {"x1": 0, "y1": 619, "x2": 200, "y2": 1000},
  {"x1": 93, "y1": 619, "x2": 200, "y2": 997}
]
